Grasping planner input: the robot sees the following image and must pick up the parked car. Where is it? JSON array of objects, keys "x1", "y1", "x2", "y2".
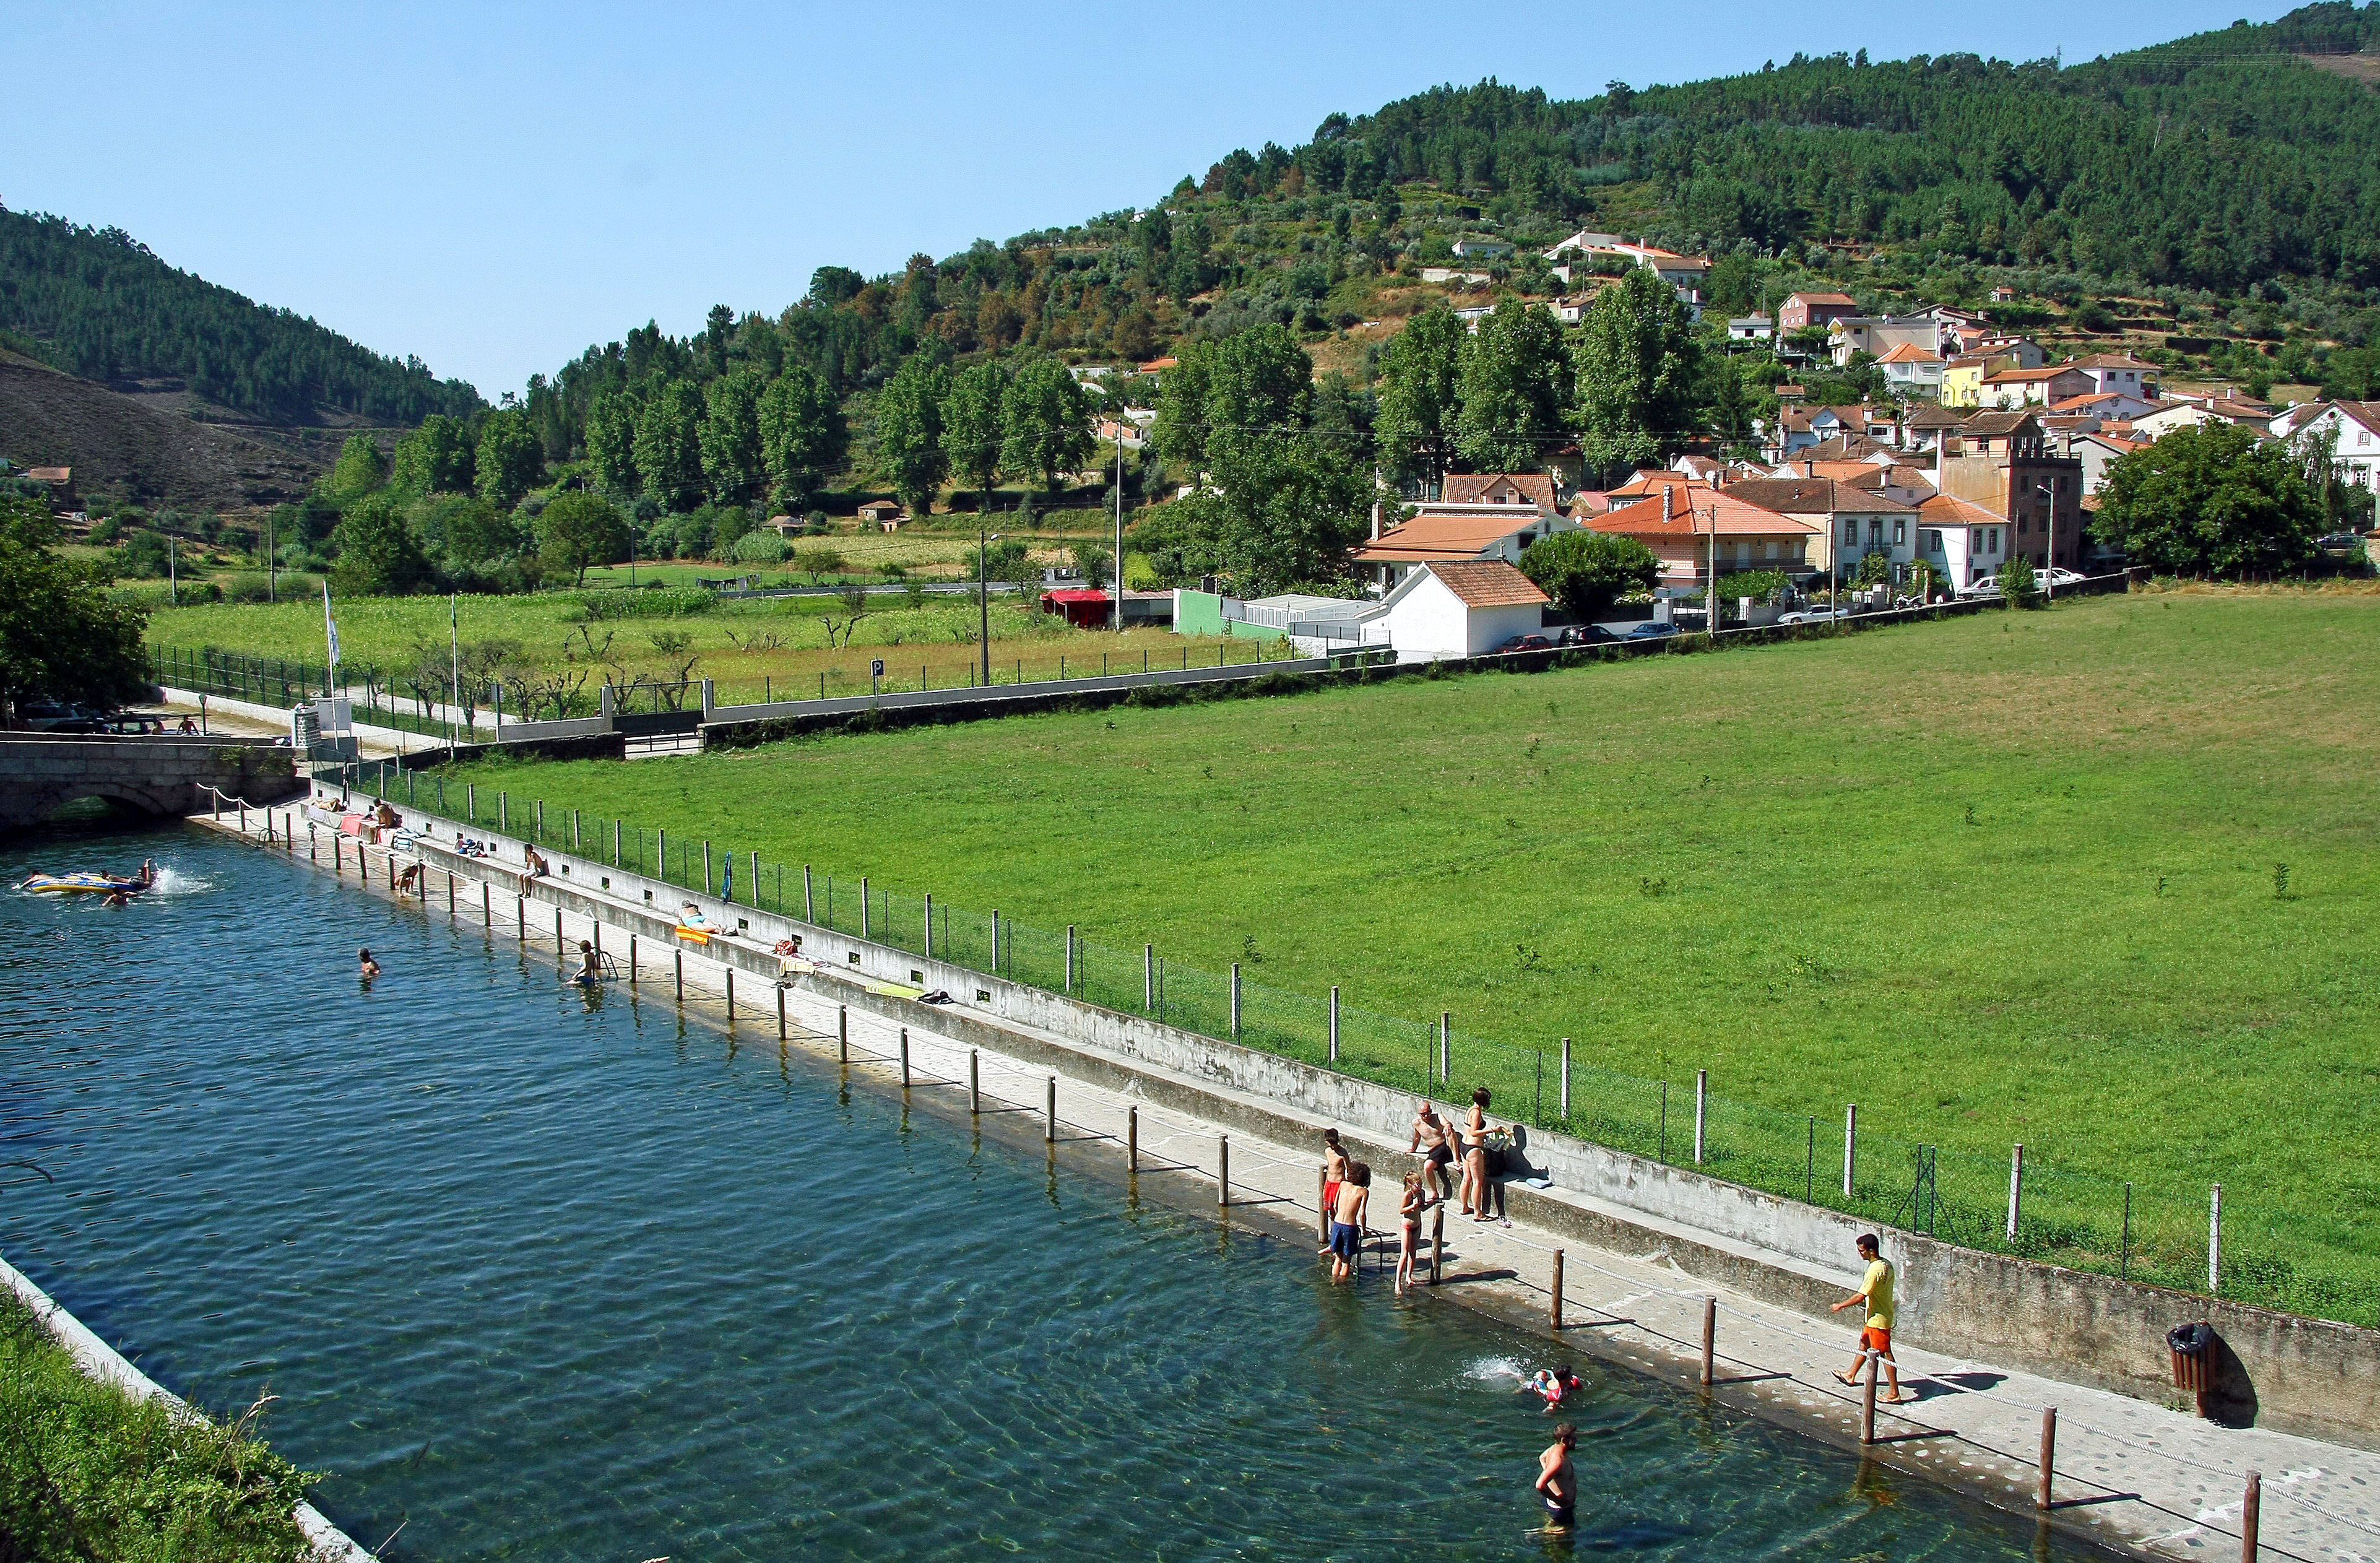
[
  {"x1": 2040, "y1": 566, "x2": 2086, "y2": 587},
  {"x1": 1557, "y1": 624, "x2": 1618, "y2": 646},
  {"x1": 1775, "y1": 608, "x2": 1850, "y2": 625},
  {"x1": 1957, "y1": 576, "x2": 2004, "y2": 600},
  {"x1": 1491, "y1": 633, "x2": 1554, "y2": 654},
  {"x1": 1624, "y1": 621, "x2": 1680, "y2": 641},
  {"x1": 15, "y1": 699, "x2": 107, "y2": 732},
  {"x1": 2316, "y1": 531, "x2": 2366, "y2": 554}
]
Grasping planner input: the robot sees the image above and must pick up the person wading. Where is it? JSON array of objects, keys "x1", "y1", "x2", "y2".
[
  {"x1": 1329, "y1": 1162, "x2": 1370, "y2": 1284},
  {"x1": 1317, "y1": 1128, "x2": 1350, "y2": 1259},
  {"x1": 1535, "y1": 1422, "x2": 1578, "y2": 1531}
]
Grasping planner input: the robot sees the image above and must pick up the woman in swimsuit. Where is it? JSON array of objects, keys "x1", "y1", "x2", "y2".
[
  {"x1": 358, "y1": 948, "x2": 381, "y2": 981},
  {"x1": 1395, "y1": 1170, "x2": 1427, "y2": 1294},
  {"x1": 573, "y1": 940, "x2": 600, "y2": 984},
  {"x1": 1462, "y1": 1088, "x2": 1507, "y2": 1223}
]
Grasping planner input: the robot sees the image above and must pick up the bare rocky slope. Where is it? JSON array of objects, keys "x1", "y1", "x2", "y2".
[{"x1": 0, "y1": 349, "x2": 322, "y2": 509}]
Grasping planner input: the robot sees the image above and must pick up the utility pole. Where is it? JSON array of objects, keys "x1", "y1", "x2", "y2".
[
  {"x1": 2036, "y1": 480, "x2": 2057, "y2": 602},
  {"x1": 978, "y1": 522, "x2": 997, "y2": 687},
  {"x1": 1113, "y1": 422, "x2": 1125, "y2": 633},
  {"x1": 266, "y1": 510, "x2": 276, "y2": 603},
  {"x1": 168, "y1": 534, "x2": 178, "y2": 607}
]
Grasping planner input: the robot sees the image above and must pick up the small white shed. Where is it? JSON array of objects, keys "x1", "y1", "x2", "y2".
[{"x1": 1362, "y1": 559, "x2": 1550, "y2": 663}]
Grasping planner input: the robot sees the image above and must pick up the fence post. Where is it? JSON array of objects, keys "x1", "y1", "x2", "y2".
[
  {"x1": 1843, "y1": 1104, "x2": 1858, "y2": 1197},
  {"x1": 777, "y1": 984, "x2": 787, "y2": 1040},
  {"x1": 924, "y1": 895, "x2": 933, "y2": 959},
  {"x1": 2008, "y1": 1144, "x2": 2025, "y2": 1242},
  {"x1": 969, "y1": 1050, "x2": 980, "y2": 1114},
  {"x1": 1065, "y1": 926, "x2": 1076, "y2": 994},
  {"x1": 989, "y1": 910, "x2": 1000, "y2": 974},
  {"x1": 1560, "y1": 1037, "x2": 1572, "y2": 1120},
  {"x1": 555, "y1": 908, "x2": 564, "y2": 961},
  {"x1": 2242, "y1": 1470, "x2": 2261, "y2": 1562},
  {"x1": 657, "y1": 828, "x2": 666, "y2": 883},
  {"x1": 1229, "y1": 964, "x2": 1242, "y2": 1037},
  {"x1": 899, "y1": 1027, "x2": 910, "y2": 1088},
  {"x1": 1045, "y1": 1076, "x2": 1057, "y2": 1143},
  {"x1": 2037, "y1": 1406, "x2": 2056, "y2": 1510},
  {"x1": 446, "y1": 871, "x2": 454, "y2": 914},
  {"x1": 499, "y1": 791, "x2": 508, "y2": 831},
  {"x1": 1127, "y1": 1106, "x2": 1138, "y2": 1172},
  {"x1": 1328, "y1": 986, "x2": 1340, "y2": 1064},
  {"x1": 838, "y1": 1006, "x2": 848, "y2": 1063},
  {"x1": 724, "y1": 965, "x2": 735, "y2": 1026},
  {"x1": 1549, "y1": 1249, "x2": 1564, "y2": 1330},
  {"x1": 703, "y1": 840, "x2": 713, "y2": 895},
  {"x1": 1439, "y1": 1012, "x2": 1450, "y2": 1085},
  {"x1": 750, "y1": 851, "x2": 760, "y2": 907},
  {"x1": 1694, "y1": 1068, "x2": 1707, "y2": 1164},
  {"x1": 1217, "y1": 1135, "x2": 1229, "y2": 1208},
  {"x1": 628, "y1": 934, "x2": 637, "y2": 984},
  {"x1": 1861, "y1": 1351, "x2": 1879, "y2": 1444},
  {"x1": 674, "y1": 949, "x2": 683, "y2": 1002},
  {"x1": 1430, "y1": 1205, "x2": 1444, "y2": 1286},
  {"x1": 2210, "y1": 1183, "x2": 2223, "y2": 1295},
  {"x1": 1145, "y1": 946, "x2": 1156, "y2": 1013},
  {"x1": 516, "y1": 897, "x2": 525, "y2": 943},
  {"x1": 482, "y1": 881, "x2": 491, "y2": 927},
  {"x1": 614, "y1": 819, "x2": 623, "y2": 866},
  {"x1": 860, "y1": 877, "x2": 870, "y2": 940},
  {"x1": 1701, "y1": 1296, "x2": 1718, "y2": 1386}
]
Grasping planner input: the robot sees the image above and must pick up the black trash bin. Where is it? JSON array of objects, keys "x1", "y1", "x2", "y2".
[{"x1": 2168, "y1": 1321, "x2": 2214, "y2": 1395}]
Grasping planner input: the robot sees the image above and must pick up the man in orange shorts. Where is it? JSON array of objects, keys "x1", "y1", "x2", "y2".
[{"x1": 1830, "y1": 1232, "x2": 1905, "y2": 1403}]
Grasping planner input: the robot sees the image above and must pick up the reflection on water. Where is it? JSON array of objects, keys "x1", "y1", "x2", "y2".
[{"x1": 0, "y1": 824, "x2": 2099, "y2": 1561}]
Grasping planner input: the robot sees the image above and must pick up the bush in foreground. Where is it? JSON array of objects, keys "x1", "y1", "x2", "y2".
[{"x1": 0, "y1": 1289, "x2": 326, "y2": 1561}]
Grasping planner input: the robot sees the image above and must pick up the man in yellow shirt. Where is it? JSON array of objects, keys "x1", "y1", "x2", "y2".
[{"x1": 1830, "y1": 1232, "x2": 1905, "y2": 1403}]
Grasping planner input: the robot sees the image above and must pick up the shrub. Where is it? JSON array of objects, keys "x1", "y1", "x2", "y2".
[
  {"x1": 222, "y1": 571, "x2": 276, "y2": 602},
  {"x1": 1712, "y1": 569, "x2": 1791, "y2": 604},
  {"x1": 569, "y1": 586, "x2": 716, "y2": 621}
]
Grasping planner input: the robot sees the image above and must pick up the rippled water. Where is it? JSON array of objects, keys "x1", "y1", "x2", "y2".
[{"x1": 0, "y1": 824, "x2": 2097, "y2": 1560}]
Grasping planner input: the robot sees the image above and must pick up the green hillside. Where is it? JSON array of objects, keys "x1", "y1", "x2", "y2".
[{"x1": 0, "y1": 207, "x2": 482, "y2": 425}]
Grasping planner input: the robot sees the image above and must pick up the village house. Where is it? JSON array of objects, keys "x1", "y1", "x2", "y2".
[
  {"x1": 2066, "y1": 352, "x2": 2156, "y2": 400},
  {"x1": 2059, "y1": 430, "x2": 2145, "y2": 496},
  {"x1": 855, "y1": 500, "x2": 907, "y2": 531},
  {"x1": 1912, "y1": 491, "x2": 2014, "y2": 590},
  {"x1": 1539, "y1": 231, "x2": 1710, "y2": 318},
  {"x1": 1876, "y1": 341, "x2": 1947, "y2": 396},
  {"x1": 1352, "y1": 476, "x2": 1577, "y2": 591},
  {"x1": 1935, "y1": 412, "x2": 2087, "y2": 573},
  {"x1": 2131, "y1": 396, "x2": 2276, "y2": 441},
  {"x1": 1979, "y1": 364, "x2": 2095, "y2": 410},
  {"x1": 2280, "y1": 401, "x2": 2380, "y2": 491},
  {"x1": 1588, "y1": 485, "x2": 1821, "y2": 587},
  {"x1": 1358, "y1": 559, "x2": 1551, "y2": 662},
  {"x1": 1829, "y1": 315, "x2": 1944, "y2": 367},
  {"x1": 1726, "y1": 474, "x2": 1920, "y2": 581},
  {"x1": 1778, "y1": 292, "x2": 1860, "y2": 332},
  {"x1": 1727, "y1": 314, "x2": 1774, "y2": 343}
]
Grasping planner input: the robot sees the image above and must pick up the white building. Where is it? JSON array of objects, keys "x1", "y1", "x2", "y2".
[
  {"x1": 1876, "y1": 342, "x2": 1946, "y2": 396},
  {"x1": 2285, "y1": 401, "x2": 2380, "y2": 491},
  {"x1": 1728, "y1": 314, "x2": 1775, "y2": 343},
  {"x1": 1913, "y1": 491, "x2": 2012, "y2": 589},
  {"x1": 1360, "y1": 560, "x2": 1551, "y2": 662}
]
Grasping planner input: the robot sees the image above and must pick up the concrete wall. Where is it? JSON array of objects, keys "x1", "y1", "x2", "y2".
[
  {"x1": 365, "y1": 798, "x2": 2380, "y2": 1449},
  {"x1": 0, "y1": 735, "x2": 302, "y2": 831}
]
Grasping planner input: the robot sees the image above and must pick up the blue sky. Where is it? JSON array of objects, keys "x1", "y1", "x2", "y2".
[{"x1": 4, "y1": 0, "x2": 2279, "y2": 399}]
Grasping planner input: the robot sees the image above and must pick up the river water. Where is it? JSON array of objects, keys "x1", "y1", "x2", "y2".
[{"x1": 0, "y1": 823, "x2": 2097, "y2": 1561}]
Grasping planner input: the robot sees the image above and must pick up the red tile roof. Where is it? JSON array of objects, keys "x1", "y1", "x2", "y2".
[
  {"x1": 1425, "y1": 558, "x2": 1551, "y2": 609},
  {"x1": 1591, "y1": 490, "x2": 1821, "y2": 540},
  {"x1": 1442, "y1": 472, "x2": 1558, "y2": 509}
]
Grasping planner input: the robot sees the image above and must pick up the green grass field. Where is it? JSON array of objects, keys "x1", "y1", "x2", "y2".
[{"x1": 398, "y1": 592, "x2": 2379, "y2": 1318}]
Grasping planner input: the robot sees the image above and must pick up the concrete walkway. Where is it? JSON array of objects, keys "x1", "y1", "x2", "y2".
[{"x1": 204, "y1": 807, "x2": 2380, "y2": 1563}]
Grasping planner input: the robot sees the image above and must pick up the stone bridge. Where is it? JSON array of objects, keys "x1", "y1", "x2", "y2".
[{"x1": 0, "y1": 735, "x2": 305, "y2": 832}]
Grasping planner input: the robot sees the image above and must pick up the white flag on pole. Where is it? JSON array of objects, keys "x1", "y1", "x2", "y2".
[{"x1": 322, "y1": 581, "x2": 341, "y2": 669}]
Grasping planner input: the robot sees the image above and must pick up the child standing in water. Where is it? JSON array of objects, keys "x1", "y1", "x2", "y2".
[{"x1": 1396, "y1": 1170, "x2": 1427, "y2": 1294}]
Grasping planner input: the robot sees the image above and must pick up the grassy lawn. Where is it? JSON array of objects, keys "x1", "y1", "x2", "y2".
[
  {"x1": 402, "y1": 592, "x2": 2378, "y2": 1318},
  {"x1": 149, "y1": 588, "x2": 1274, "y2": 708}
]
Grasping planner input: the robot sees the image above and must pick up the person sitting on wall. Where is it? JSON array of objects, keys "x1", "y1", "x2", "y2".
[
  {"x1": 522, "y1": 846, "x2": 550, "y2": 878},
  {"x1": 373, "y1": 800, "x2": 400, "y2": 829},
  {"x1": 773, "y1": 935, "x2": 807, "y2": 984}
]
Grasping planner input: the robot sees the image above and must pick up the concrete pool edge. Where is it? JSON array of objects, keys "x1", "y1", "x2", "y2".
[{"x1": 0, "y1": 1252, "x2": 377, "y2": 1562}]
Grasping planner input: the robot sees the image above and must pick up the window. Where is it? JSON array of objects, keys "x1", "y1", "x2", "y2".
[
  {"x1": 2017, "y1": 516, "x2": 2029, "y2": 535},
  {"x1": 1988, "y1": 528, "x2": 2000, "y2": 552},
  {"x1": 1841, "y1": 517, "x2": 1858, "y2": 543},
  {"x1": 1893, "y1": 519, "x2": 1907, "y2": 545},
  {"x1": 1926, "y1": 529, "x2": 1943, "y2": 553},
  {"x1": 1867, "y1": 518, "x2": 1883, "y2": 545}
]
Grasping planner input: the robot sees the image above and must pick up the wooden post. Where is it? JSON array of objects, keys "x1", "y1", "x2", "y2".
[
  {"x1": 1430, "y1": 1205, "x2": 1444, "y2": 1285},
  {"x1": 1218, "y1": 1135, "x2": 1229, "y2": 1208},
  {"x1": 899, "y1": 1027, "x2": 910, "y2": 1088},
  {"x1": 2241, "y1": 1470, "x2": 2261, "y2": 1562},
  {"x1": 969, "y1": 1050, "x2": 980, "y2": 1113},
  {"x1": 1550, "y1": 1249, "x2": 1565, "y2": 1330},
  {"x1": 1045, "y1": 1076, "x2": 1057, "y2": 1143},
  {"x1": 803, "y1": 864, "x2": 813, "y2": 922},
  {"x1": 838, "y1": 1006, "x2": 848, "y2": 1063},
  {"x1": 674, "y1": 949, "x2": 684, "y2": 1002},
  {"x1": 1127, "y1": 1106, "x2": 1138, "y2": 1172},
  {"x1": 555, "y1": 908, "x2": 565, "y2": 960},
  {"x1": 446, "y1": 871, "x2": 455, "y2": 914},
  {"x1": 1694, "y1": 1068, "x2": 1707, "y2": 1164},
  {"x1": 2037, "y1": 1406, "x2": 2056, "y2": 1510},
  {"x1": 1328, "y1": 986, "x2": 1339, "y2": 1063},
  {"x1": 1844, "y1": 1104, "x2": 1858, "y2": 1197},
  {"x1": 628, "y1": 934, "x2": 638, "y2": 985},
  {"x1": 724, "y1": 966, "x2": 735, "y2": 1025},
  {"x1": 1861, "y1": 1351, "x2": 1879, "y2": 1444},
  {"x1": 1701, "y1": 1296, "x2": 1718, "y2": 1386},
  {"x1": 924, "y1": 894, "x2": 933, "y2": 958},
  {"x1": 592, "y1": 923, "x2": 601, "y2": 961},
  {"x1": 2010, "y1": 1143, "x2": 2025, "y2": 1242},
  {"x1": 776, "y1": 984, "x2": 787, "y2": 1040},
  {"x1": 1318, "y1": 1167, "x2": 1331, "y2": 1244},
  {"x1": 332, "y1": 837, "x2": 342, "y2": 875},
  {"x1": 1560, "y1": 1037, "x2": 1572, "y2": 1119}
]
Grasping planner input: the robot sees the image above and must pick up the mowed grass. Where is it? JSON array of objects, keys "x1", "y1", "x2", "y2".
[{"x1": 434, "y1": 594, "x2": 2380, "y2": 1309}]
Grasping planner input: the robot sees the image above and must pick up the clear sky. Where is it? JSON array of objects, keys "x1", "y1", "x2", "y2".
[{"x1": 4, "y1": 0, "x2": 2280, "y2": 400}]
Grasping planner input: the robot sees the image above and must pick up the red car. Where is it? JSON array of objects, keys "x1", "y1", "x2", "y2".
[{"x1": 1492, "y1": 633, "x2": 1554, "y2": 654}]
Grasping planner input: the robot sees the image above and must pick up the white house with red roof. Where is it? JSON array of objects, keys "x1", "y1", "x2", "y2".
[
  {"x1": 1587, "y1": 485, "x2": 1822, "y2": 587},
  {"x1": 2282, "y1": 401, "x2": 2380, "y2": 491},
  {"x1": 1912, "y1": 492, "x2": 2014, "y2": 589},
  {"x1": 1358, "y1": 559, "x2": 1552, "y2": 662},
  {"x1": 1876, "y1": 341, "x2": 1947, "y2": 395}
]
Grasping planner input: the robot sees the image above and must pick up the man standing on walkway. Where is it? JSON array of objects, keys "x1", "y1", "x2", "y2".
[{"x1": 1830, "y1": 1232, "x2": 1905, "y2": 1403}]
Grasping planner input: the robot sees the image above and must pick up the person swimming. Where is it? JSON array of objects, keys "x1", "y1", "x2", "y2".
[
  {"x1": 1520, "y1": 1364, "x2": 1585, "y2": 1411},
  {"x1": 358, "y1": 948, "x2": 381, "y2": 981},
  {"x1": 573, "y1": 940, "x2": 600, "y2": 984}
]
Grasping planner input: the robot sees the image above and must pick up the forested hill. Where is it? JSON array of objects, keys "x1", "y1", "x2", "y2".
[{"x1": 0, "y1": 209, "x2": 482, "y2": 425}]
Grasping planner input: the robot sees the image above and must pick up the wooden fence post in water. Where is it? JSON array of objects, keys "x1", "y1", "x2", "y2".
[
  {"x1": 516, "y1": 898, "x2": 525, "y2": 943},
  {"x1": 899, "y1": 1027, "x2": 910, "y2": 1088},
  {"x1": 674, "y1": 950, "x2": 684, "y2": 1002},
  {"x1": 724, "y1": 966, "x2": 735, "y2": 1026},
  {"x1": 1045, "y1": 1077, "x2": 1057, "y2": 1143},
  {"x1": 1127, "y1": 1106, "x2": 1138, "y2": 1172},
  {"x1": 2037, "y1": 1407, "x2": 2056, "y2": 1510},
  {"x1": 482, "y1": 881, "x2": 491, "y2": 927},
  {"x1": 1861, "y1": 1352, "x2": 1879, "y2": 1444},
  {"x1": 969, "y1": 1050, "x2": 980, "y2": 1114},
  {"x1": 628, "y1": 935, "x2": 637, "y2": 985},
  {"x1": 446, "y1": 872, "x2": 455, "y2": 914},
  {"x1": 1550, "y1": 1249, "x2": 1564, "y2": 1330},
  {"x1": 1701, "y1": 1297, "x2": 1717, "y2": 1386},
  {"x1": 1430, "y1": 1205, "x2": 1444, "y2": 1286},
  {"x1": 838, "y1": 1006, "x2": 848, "y2": 1063},
  {"x1": 555, "y1": 909, "x2": 564, "y2": 960},
  {"x1": 1218, "y1": 1135, "x2": 1229, "y2": 1209},
  {"x1": 777, "y1": 984, "x2": 787, "y2": 1040}
]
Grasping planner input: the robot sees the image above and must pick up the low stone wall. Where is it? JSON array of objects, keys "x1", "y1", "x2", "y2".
[{"x1": 358, "y1": 790, "x2": 2380, "y2": 1449}]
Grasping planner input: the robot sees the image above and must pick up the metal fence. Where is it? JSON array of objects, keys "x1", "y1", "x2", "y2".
[{"x1": 331, "y1": 755, "x2": 2378, "y2": 1330}]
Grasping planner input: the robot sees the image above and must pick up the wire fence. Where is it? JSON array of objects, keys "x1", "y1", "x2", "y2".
[{"x1": 329, "y1": 756, "x2": 2380, "y2": 1330}]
